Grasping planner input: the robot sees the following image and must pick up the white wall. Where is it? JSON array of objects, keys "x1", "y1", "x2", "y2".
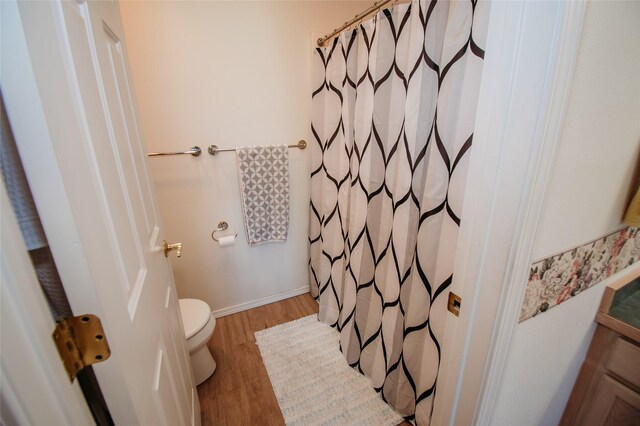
[
  {"x1": 119, "y1": 1, "x2": 373, "y2": 314},
  {"x1": 492, "y1": 1, "x2": 640, "y2": 424}
]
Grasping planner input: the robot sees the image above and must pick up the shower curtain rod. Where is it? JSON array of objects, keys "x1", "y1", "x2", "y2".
[{"x1": 317, "y1": 0, "x2": 401, "y2": 47}]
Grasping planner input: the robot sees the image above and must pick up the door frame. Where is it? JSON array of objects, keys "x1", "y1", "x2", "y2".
[
  {"x1": 432, "y1": 1, "x2": 586, "y2": 425},
  {"x1": 1, "y1": 0, "x2": 586, "y2": 424},
  {"x1": 0, "y1": 180, "x2": 95, "y2": 426}
]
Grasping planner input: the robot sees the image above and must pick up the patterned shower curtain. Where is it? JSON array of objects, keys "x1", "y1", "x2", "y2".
[{"x1": 308, "y1": 0, "x2": 488, "y2": 424}]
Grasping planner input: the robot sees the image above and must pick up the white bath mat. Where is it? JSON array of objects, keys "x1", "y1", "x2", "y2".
[{"x1": 255, "y1": 315, "x2": 404, "y2": 426}]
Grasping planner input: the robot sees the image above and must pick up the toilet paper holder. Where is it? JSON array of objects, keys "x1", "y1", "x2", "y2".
[{"x1": 211, "y1": 221, "x2": 238, "y2": 242}]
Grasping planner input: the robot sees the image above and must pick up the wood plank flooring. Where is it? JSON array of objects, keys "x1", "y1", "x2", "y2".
[
  {"x1": 198, "y1": 294, "x2": 318, "y2": 425},
  {"x1": 198, "y1": 293, "x2": 409, "y2": 426}
]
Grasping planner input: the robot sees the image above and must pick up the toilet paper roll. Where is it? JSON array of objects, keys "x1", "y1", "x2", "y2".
[{"x1": 218, "y1": 235, "x2": 236, "y2": 247}]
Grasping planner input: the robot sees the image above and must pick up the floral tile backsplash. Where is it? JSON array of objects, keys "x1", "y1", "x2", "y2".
[{"x1": 519, "y1": 227, "x2": 640, "y2": 322}]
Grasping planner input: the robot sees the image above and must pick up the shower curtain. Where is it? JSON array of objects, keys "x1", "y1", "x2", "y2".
[{"x1": 308, "y1": 0, "x2": 488, "y2": 424}]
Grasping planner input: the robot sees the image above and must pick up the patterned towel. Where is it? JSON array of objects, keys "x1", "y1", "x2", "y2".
[{"x1": 236, "y1": 145, "x2": 289, "y2": 245}]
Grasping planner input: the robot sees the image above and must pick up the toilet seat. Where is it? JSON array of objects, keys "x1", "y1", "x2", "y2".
[{"x1": 179, "y1": 298, "x2": 211, "y2": 339}]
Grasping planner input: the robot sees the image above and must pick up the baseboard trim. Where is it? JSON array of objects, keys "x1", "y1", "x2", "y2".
[{"x1": 212, "y1": 286, "x2": 310, "y2": 318}]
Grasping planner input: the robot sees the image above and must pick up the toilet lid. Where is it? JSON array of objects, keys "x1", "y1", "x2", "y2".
[{"x1": 179, "y1": 298, "x2": 212, "y2": 339}]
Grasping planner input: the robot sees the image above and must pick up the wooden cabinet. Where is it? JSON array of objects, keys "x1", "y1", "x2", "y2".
[
  {"x1": 564, "y1": 330, "x2": 640, "y2": 426},
  {"x1": 585, "y1": 374, "x2": 640, "y2": 425},
  {"x1": 561, "y1": 271, "x2": 640, "y2": 426}
]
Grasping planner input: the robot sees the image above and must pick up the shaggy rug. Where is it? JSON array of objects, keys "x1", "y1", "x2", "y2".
[{"x1": 254, "y1": 315, "x2": 403, "y2": 426}]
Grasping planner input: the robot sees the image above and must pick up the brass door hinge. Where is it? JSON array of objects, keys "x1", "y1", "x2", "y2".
[
  {"x1": 448, "y1": 292, "x2": 462, "y2": 316},
  {"x1": 52, "y1": 314, "x2": 111, "y2": 382}
]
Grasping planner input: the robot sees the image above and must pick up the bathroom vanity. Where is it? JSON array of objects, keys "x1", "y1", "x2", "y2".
[{"x1": 560, "y1": 268, "x2": 640, "y2": 425}]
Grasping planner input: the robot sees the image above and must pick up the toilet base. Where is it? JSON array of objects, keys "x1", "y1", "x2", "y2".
[{"x1": 191, "y1": 344, "x2": 216, "y2": 386}]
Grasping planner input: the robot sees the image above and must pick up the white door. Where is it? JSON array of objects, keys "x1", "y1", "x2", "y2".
[{"x1": 2, "y1": 1, "x2": 198, "y2": 425}]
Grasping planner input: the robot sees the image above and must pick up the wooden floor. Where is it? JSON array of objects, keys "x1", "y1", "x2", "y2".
[
  {"x1": 198, "y1": 293, "x2": 319, "y2": 425},
  {"x1": 198, "y1": 293, "x2": 410, "y2": 425}
]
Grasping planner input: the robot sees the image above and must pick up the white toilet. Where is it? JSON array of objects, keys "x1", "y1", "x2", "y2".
[{"x1": 178, "y1": 298, "x2": 216, "y2": 386}]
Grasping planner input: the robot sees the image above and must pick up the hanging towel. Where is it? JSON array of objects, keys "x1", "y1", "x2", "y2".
[{"x1": 236, "y1": 144, "x2": 289, "y2": 245}]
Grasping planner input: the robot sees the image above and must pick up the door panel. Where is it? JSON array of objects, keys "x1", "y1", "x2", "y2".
[
  {"x1": 86, "y1": 8, "x2": 153, "y2": 319},
  {"x1": 101, "y1": 19, "x2": 156, "y2": 241},
  {"x1": 61, "y1": 1, "x2": 147, "y2": 305},
  {"x1": 153, "y1": 340, "x2": 186, "y2": 426},
  {"x1": 81, "y1": 0, "x2": 197, "y2": 422},
  {"x1": 13, "y1": 1, "x2": 199, "y2": 424},
  {"x1": 165, "y1": 284, "x2": 195, "y2": 413}
]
